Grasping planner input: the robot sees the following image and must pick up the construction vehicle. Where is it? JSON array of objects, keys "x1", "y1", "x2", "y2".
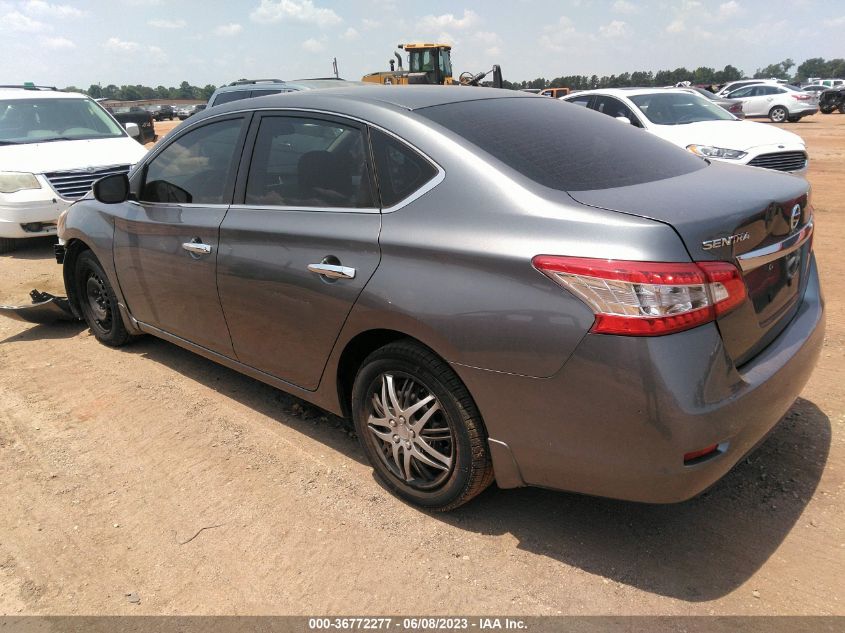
[{"x1": 362, "y1": 43, "x2": 503, "y2": 88}]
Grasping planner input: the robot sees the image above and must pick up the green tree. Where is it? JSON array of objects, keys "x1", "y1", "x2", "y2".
[
  {"x1": 754, "y1": 59, "x2": 794, "y2": 79},
  {"x1": 178, "y1": 81, "x2": 195, "y2": 99},
  {"x1": 87, "y1": 84, "x2": 102, "y2": 98}
]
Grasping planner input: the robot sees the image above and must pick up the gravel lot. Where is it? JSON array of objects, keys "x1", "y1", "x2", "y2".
[{"x1": 0, "y1": 114, "x2": 843, "y2": 616}]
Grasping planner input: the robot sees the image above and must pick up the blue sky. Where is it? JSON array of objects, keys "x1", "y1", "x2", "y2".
[{"x1": 1, "y1": 0, "x2": 844, "y2": 87}]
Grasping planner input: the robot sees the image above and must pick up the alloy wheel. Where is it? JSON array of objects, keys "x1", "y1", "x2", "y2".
[{"x1": 365, "y1": 372, "x2": 454, "y2": 490}]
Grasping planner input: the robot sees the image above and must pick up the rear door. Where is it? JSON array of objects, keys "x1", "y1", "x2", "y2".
[
  {"x1": 216, "y1": 112, "x2": 381, "y2": 390},
  {"x1": 113, "y1": 114, "x2": 248, "y2": 356}
]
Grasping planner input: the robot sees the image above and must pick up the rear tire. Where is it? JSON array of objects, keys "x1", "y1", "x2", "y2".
[
  {"x1": 769, "y1": 106, "x2": 788, "y2": 123},
  {"x1": 839, "y1": 103, "x2": 845, "y2": 114},
  {"x1": 820, "y1": 106, "x2": 835, "y2": 114},
  {"x1": 0, "y1": 237, "x2": 18, "y2": 255},
  {"x1": 351, "y1": 340, "x2": 494, "y2": 511},
  {"x1": 74, "y1": 250, "x2": 131, "y2": 347}
]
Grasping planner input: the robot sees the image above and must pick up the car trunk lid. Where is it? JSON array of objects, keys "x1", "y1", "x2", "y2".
[{"x1": 566, "y1": 162, "x2": 813, "y2": 365}]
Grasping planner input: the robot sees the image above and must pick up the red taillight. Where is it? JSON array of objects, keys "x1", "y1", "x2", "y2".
[
  {"x1": 729, "y1": 103, "x2": 743, "y2": 112},
  {"x1": 791, "y1": 94, "x2": 810, "y2": 101},
  {"x1": 684, "y1": 444, "x2": 720, "y2": 464},
  {"x1": 532, "y1": 256, "x2": 747, "y2": 337}
]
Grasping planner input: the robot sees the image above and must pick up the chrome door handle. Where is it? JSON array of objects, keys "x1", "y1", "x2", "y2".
[
  {"x1": 307, "y1": 263, "x2": 356, "y2": 279},
  {"x1": 182, "y1": 242, "x2": 212, "y2": 255}
]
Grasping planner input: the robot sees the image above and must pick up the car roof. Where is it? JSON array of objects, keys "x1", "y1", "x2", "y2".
[
  {"x1": 0, "y1": 88, "x2": 88, "y2": 100},
  {"x1": 563, "y1": 88, "x2": 695, "y2": 98},
  {"x1": 202, "y1": 85, "x2": 535, "y2": 119}
]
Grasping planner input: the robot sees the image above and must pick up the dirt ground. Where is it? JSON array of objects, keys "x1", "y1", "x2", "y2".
[{"x1": 0, "y1": 115, "x2": 843, "y2": 616}]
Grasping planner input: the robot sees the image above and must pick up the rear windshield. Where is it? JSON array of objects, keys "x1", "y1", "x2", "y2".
[{"x1": 417, "y1": 97, "x2": 705, "y2": 191}]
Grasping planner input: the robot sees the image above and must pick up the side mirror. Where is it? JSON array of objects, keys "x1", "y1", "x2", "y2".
[
  {"x1": 615, "y1": 116, "x2": 632, "y2": 125},
  {"x1": 124, "y1": 122, "x2": 140, "y2": 138},
  {"x1": 93, "y1": 173, "x2": 130, "y2": 204}
]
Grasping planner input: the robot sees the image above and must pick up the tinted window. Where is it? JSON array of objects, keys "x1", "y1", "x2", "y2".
[
  {"x1": 567, "y1": 95, "x2": 591, "y2": 107},
  {"x1": 419, "y1": 97, "x2": 705, "y2": 192},
  {"x1": 370, "y1": 128, "x2": 438, "y2": 207},
  {"x1": 728, "y1": 86, "x2": 754, "y2": 98},
  {"x1": 212, "y1": 91, "x2": 251, "y2": 106},
  {"x1": 250, "y1": 89, "x2": 284, "y2": 98},
  {"x1": 245, "y1": 116, "x2": 374, "y2": 208},
  {"x1": 141, "y1": 118, "x2": 243, "y2": 204},
  {"x1": 591, "y1": 95, "x2": 642, "y2": 127}
]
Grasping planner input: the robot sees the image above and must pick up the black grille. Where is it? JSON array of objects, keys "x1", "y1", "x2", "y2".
[
  {"x1": 44, "y1": 164, "x2": 131, "y2": 200},
  {"x1": 747, "y1": 151, "x2": 807, "y2": 173}
]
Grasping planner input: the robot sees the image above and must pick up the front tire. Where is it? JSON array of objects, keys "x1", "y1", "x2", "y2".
[
  {"x1": 820, "y1": 105, "x2": 835, "y2": 114},
  {"x1": 75, "y1": 251, "x2": 131, "y2": 347},
  {"x1": 351, "y1": 340, "x2": 494, "y2": 511},
  {"x1": 769, "y1": 106, "x2": 788, "y2": 123}
]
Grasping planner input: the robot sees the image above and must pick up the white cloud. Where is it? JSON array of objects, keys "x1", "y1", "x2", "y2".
[
  {"x1": 302, "y1": 36, "x2": 326, "y2": 52},
  {"x1": 419, "y1": 9, "x2": 478, "y2": 31},
  {"x1": 666, "y1": 18, "x2": 685, "y2": 33},
  {"x1": 545, "y1": 15, "x2": 576, "y2": 35},
  {"x1": 22, "y1": 0, "x2": 83, "y2": 18},
  {"x1": 41, "y1": 35, "x2": 74, "y2": 48},
  {"x1": 148, "y1": 18, "x2": 186, "y2": 29},
  {"x1": 147, "y1": 45, "x2": 167, "y2": 64},
  {"x1": 361, "y1": 17, "x2": 380, "y2": 29},
  {"x1": 599, "y1": 20, "x2": 628, "y2": 38},
  {"x1": 104, "y1": 37, "x2": 140, "y2": 52},
  {"x1": 472, "y1": 30, "x2": 500, "y2": 45},
  {"x1": 828, "y1": 15, "x2": 845, "y2": 27},
  {"x1": 341, "y1": 27, "x2": 359, "y2": 41},
  {"x1": 251, "y1": 0, "x2": 341, "y2": 27},
  {"x1": 717, "y1": 0, "x2": 742, "y2": 18},
  {"x1": 214, "y1": 23, "x2": 243, "y2": 36},
  {"x1": 1, "y1": 10, "x2": 50, "y2": 32},
  {"x1": 612, "y1": 0, "x2": 639, "y2": 14}
]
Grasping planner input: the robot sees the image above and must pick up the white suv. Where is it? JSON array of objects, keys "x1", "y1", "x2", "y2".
[{"x1": 0, "y1": 86, "x2": 148, "y2": 253}]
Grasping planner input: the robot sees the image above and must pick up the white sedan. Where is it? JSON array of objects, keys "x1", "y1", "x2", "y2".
[
  {"x1": 724, "y1": 84, "x2": 818, "y2": 122},
  {"x1": 561, "y1": 88, "x2": 808, "y2": 174}
]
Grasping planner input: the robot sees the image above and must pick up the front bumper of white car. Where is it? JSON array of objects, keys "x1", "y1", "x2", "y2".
[
  {"x1": 0, "y1": 175, "x2": 71, "y2": 239},
  {"x1": 739, "y1": 143, "x2": 809, "y2": 176}
]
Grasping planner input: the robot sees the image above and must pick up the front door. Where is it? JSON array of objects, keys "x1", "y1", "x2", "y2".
[
  {"x1": 113, "y1": 115, "x2": 248, "y2": 356},
  {"x1": 217, "y1": 113, "x2": 382, "y2": 390}
]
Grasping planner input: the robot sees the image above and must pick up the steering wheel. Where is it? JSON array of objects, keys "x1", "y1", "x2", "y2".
[{"x1": 459, "y1": 71, "x2": 475, "y2": 85}]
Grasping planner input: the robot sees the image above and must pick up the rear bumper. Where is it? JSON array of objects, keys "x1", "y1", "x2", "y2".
[{"x1": 459, "y1": 257, "x2": 825, "y2": 503}]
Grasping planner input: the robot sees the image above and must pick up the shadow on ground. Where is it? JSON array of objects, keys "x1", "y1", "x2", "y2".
[
  {"x1": 81, "y1": 334, "x2": 835, "y2": 602},
  {"x1": 0, "y1": 320, "x2": 84, "y2": 343},
  {"x1": 0, "y1": 237, "x2": 59, "y2": 260}
]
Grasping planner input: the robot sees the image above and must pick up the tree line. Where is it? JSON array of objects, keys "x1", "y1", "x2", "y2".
[
  {"x1": 62, "y1": 81, "x2": 217, "y2": 101},
  {"x1": 61, "y1": 56, "x2": 845, "y2": 99},
  {"x1": 501, "y1": 57, "x2": 845, "y2": 91}
]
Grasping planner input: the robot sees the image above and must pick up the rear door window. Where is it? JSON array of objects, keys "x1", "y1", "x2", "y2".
[{"x1": 244, "y1": 115, "x2": 375, "y2": 208}]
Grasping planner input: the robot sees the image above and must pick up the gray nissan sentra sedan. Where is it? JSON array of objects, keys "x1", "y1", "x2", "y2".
[{"x1": 55, "y1": 86, "x2": 824, "y2": 511}]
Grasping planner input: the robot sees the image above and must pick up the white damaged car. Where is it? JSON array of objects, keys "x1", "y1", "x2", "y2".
[
  {"x1": 0, "y1": 86, "x2": 148, "y2": 253},
  {"x1": 562, "y1": 88, "x2": 808, "y2": 175}
]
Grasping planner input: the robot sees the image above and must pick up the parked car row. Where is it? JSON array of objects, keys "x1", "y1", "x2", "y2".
[
  {"x1": 103, "y1": 105, "x2": 157, "y2": 144},
  {"x1": 561, "y1": 88, "x2": 808, "y2": 174}
]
